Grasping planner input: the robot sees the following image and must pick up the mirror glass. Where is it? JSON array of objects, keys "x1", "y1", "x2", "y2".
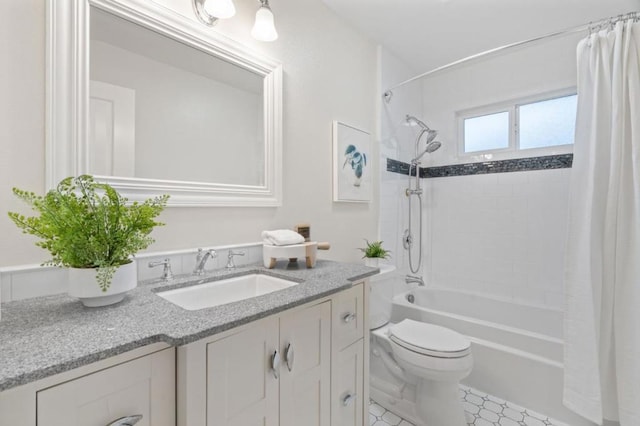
[{"x1": 89, "y1": 7, "x2": 265, "y2": 186}]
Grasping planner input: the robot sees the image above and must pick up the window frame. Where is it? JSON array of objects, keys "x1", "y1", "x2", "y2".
[{"x1": 457, "y1": 88, "x2": 577, "y2": 159}]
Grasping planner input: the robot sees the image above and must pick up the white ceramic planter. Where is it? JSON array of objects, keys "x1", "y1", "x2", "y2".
[
  {"x1": 364, "y1": 258, "x2": 380, "y2": 267},
  {"x1": 68, "y1": 260, "x2": 137, "y2": 307}
]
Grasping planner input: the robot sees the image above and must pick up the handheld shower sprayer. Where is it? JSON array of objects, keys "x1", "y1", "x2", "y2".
[{"x1": 404, "y1": 114, "x2": 442, "y2": 276}]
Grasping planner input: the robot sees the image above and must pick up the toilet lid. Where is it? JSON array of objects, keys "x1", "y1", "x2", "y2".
[{"x1": 389, "y1": 319, "x2": 471, "y2": 358}]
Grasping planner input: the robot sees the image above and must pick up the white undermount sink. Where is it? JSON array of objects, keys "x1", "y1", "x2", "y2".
[{"x1": 157, "y1": 274, "x2": 299, "y2": 310}]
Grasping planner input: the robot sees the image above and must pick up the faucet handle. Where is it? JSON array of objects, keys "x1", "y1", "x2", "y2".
[
  {"x1": 226, "y1": 250, "x2": 246, "y2": 269},
  {"x1": 148, "y1": 258, "x2": 174, "y2": 281}
]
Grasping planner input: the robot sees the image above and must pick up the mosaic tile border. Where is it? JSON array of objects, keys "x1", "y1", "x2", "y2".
[
  {"x1": 369, "y1": 385, "x2": 568, "y2": 426},
  {"x1": 385, "y1": 154, "x2": 573, "y2": 178},
  {"x1": 386, "y1": 158, "x2": 419, "y2": 176}
]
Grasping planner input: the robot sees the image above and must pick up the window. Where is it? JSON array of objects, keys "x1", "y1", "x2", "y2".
[
  {"x1": 463, "y1": 111, "x2": 510, "y2": 153},
  {"x1": 459, "y1": 92, "x2": 577, "y2": 155}
]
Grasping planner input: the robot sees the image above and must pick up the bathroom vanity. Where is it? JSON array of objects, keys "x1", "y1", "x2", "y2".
[{"x1": 0, "y1": 261, "x2": 373, "y2": 426}]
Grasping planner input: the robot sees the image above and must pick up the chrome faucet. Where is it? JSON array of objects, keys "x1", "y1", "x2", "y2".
[
  {"x1": 148, "y1": 258, "x2": 174, "y2": 281},
  {"x1": 194, "y1": 248, "x2": 217, "y2": 275},
  {"x1": 226, "y1": 250, "x2": 245, "y2": 269},
  {"x1": 405, "y1": 274, "x2": 425, "y2": 286}
]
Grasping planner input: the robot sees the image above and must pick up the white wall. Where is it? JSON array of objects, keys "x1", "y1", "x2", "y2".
[
  {"x1": 0, "y1": 0, "x2": 378, "y2": 267},
  {"x1": 418, "y1": 36, "x2": 581, "y2": 307},
  {"x1": 0, "y1": 0, "x2": 46, "y2": 266}
]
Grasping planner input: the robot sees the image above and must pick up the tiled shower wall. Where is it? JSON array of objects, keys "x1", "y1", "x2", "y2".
[
  {"x1": 379, "y1": 35, "x2": 576, "y2": 309},
  {"x1": 424, "y1": 168, "x2": 571, "y2": 309}
]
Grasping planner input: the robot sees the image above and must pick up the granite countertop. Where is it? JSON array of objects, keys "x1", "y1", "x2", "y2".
[{"x1": 0, "y1": 260, "x2": 377, "y2": 392}]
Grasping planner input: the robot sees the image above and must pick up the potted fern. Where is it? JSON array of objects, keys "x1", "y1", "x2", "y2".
[
  {"x1": 9, "y1": 175, "x2": 169, "y2": 307},
  {"x1": 358, "y1": 239, "x2": 390, "y2": 267}
]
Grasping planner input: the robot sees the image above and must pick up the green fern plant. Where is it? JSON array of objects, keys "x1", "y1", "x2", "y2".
[
  {"x1": 358, "y1": 239, "x2": 390, "y2": 259},
  {"x1": 8, "y1": 175, "x2": 169, "y2": 291}
]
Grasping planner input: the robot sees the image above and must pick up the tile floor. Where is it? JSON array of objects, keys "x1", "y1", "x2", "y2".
[{"x1": 369, "y1": 385, "x2": 567, "y2": 426}]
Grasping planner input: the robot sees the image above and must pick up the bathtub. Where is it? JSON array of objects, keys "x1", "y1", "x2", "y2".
[{"x1": 390, "y1": 287, "x2": 594, "y2": 426}]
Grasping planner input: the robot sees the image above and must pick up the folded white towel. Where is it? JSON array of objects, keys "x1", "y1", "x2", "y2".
[{"x1": 262, "y1": 229, "x2": 305, "y2": 246}]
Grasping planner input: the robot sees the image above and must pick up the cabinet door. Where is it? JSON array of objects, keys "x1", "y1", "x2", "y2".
[
  {"x1": 332, "y1": 340, "x2": 364, "y2": 426},
  {"x1": 207, "y1": 316, "x2": 280, "y2": 426},
  {"x1": 280, "y1": 302, "x2": 331, "y2": 426},
  {"x1": 37, "y1": 348, "x2": 175, "y2": 426}
]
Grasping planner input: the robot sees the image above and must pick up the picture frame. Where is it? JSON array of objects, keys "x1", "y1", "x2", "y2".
[{"x1": 333, "y1": 121, "x2": 372, "y2": 202}]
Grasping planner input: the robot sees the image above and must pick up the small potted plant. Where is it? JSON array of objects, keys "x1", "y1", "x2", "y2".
[
  {"x1": 8, "y1": 175, "x2": 169, "y2": 307},
  {"x1": 358, "y1": 239, "x2": 390, "y2": 267}
]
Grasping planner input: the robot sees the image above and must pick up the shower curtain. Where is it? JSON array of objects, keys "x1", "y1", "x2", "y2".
[{"x1": 563, "y1": 18, "x2": 640, "y2": 426}]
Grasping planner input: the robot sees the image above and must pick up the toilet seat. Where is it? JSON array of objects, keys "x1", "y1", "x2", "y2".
[{"x1": 389, "y1": 319, "x2": 471, "y2": 358}]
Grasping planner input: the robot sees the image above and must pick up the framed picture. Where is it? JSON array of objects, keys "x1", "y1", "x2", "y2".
[{"x1": 333, "y1": 121, "x2": 372, "y2": 202}]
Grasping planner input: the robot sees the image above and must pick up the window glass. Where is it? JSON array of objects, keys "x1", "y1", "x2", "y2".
[
  {"x1": 463, "y1": 111, "x2": 510, "y2": 153},
  {"x1": 519, "y1": 95, "x2": 577, "y2": 149}
]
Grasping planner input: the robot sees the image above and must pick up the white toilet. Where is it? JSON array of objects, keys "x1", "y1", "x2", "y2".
[{"x1": 369, "y1": 267, "x2": 473, "y2": 426}]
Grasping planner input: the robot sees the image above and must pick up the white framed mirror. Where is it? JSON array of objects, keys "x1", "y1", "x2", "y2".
[{"x1": 47, "y1": 0, "x2": 282, "y2": 206}]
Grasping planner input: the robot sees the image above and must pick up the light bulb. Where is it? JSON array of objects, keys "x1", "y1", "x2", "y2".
[
  {"x1": 251, "y1": 3, "x2": 278, "y2": 42},
  {"x1": 203, "y1": 0, "x2": 236, "y2": 19}
]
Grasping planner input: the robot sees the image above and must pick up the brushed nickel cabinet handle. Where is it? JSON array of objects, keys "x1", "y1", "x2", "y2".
[
  {"x1": 342, "y1": 393, "x2": 357, "y2": 407},
  {"x1": 285, "y1": 343, "x2": 294, "y2": 372},
  {"x1": 271, "y1": 350, "x2": 281, "y2": 379},
  {"x1": 107, "y1": 415, "x2": 143, "y2": 426},
  {"x1": 342, "y1": 312, "x2": 357, "y2": 323}
]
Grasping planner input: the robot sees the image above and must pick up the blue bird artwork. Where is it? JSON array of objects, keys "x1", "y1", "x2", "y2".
[{"x1": 343, "y1": 144, "x2": 367, "y2": 187}]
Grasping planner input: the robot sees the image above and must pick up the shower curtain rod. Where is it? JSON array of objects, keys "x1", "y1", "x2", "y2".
[{"x1": 383, "y1": 11, "x2": 639, "y2": 103}]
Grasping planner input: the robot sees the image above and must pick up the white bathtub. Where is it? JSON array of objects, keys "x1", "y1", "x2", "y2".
[{"x1": 390, "y1": 287, "x2": 594, "y2": 426}]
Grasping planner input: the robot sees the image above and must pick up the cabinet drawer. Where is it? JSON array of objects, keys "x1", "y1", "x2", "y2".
[
  {"x1": 331, "y1": 340, "x2": 364, "y2": 426},
  {"x1": 37, "y1": 348, "x2": 175, "y2": 426},
  {"x1": 332, "y1": 283, "x2": 364, "y2": 351}
]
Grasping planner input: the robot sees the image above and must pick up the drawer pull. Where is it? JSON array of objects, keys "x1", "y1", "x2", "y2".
[
  {"x1": 271, "y1": 350, "x2": 281, "y2": 379},
  {"x1": 107, "y1": 415, "x2": 143, "y2": 426},
  {"x1": 342, "y1": 312, "x2": 357, "y2": 323},
  {"x1": 342, "y1": 393, "x2": 357, "y2": 407},
  {"x1": 285, "y1": 343, "x2": 295, "y2": 372}
]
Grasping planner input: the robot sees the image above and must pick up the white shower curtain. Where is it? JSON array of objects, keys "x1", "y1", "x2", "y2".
[{"x1": 563, "y1": 19, "x2": 640, "y2": 426}]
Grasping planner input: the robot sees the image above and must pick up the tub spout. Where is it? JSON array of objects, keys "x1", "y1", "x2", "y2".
[{"x1": 406, "y1": 275, "x2": 425, "y2": 286}]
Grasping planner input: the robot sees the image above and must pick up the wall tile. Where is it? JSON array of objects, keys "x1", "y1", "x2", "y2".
[
  {"x1": 11, "y1": 267, "x2": 68, "y2": 300},
  {"x1": 426, "y1": 168, "x2": 570, "y2": 305},
  {"x1": 0, "y1": 274, "x2": 11, "y2": 303},
  {"x1": 0, "y1": 243, "x2": 263, "y2": 301}
]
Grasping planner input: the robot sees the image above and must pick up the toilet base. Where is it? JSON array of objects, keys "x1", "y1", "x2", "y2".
[{"x1": 415, "y1": 378, "x2": 466, "y2": 426}]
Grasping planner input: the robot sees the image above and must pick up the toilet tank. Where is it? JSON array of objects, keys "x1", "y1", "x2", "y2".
[{"x1": 369, "y1": 264, "x2": 400, "y2": 329}]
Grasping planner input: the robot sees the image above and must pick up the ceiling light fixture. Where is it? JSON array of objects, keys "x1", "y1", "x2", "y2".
[{"x1": 193, "y1": 0, "x2": 278, "y2": 42}]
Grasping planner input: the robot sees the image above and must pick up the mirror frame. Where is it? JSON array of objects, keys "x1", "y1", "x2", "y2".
[{"x1": 46, "y1": 0, "x2": 283, "y2": 207}]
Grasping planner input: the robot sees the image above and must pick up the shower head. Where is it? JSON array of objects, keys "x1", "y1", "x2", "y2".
[
  {"x1": 405, "y1": 115, "x2": 430, "y2": 130},
  {"x1": 406, "y1": 115, "x2": 438, "y2": 142},
  {"x1": 426, "y1": 140, "x2": 441, "y2": 153},
  {"x1": 411, "y1": 141, "x2": 441, "y2": 163},
  {"x1": 406, "y1": 114, "x2": 442, "y2": 163},
  {"x1": 425, "y1": 129, "x2": 438, "y2": 144}
]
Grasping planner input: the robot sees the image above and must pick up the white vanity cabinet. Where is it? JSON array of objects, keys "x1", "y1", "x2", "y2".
[
  {"x1": 37, "y1": 348, "x2": 175, "y2": 426},
  {"x1": 0, "y1": 281, "x2": 369, "y2": 426},
  {"x1": 0, "y1": 345, "x2": 175, "y2": 426},
  {"x1": 204, "y1": 301, "x2": 331, "y2": 426},
  {"x1": 331, "y1": 284, "x2": 367, "y2": 426},
  {"x1": 178, "y1": 282, "x2": 369, "y2": 426}
]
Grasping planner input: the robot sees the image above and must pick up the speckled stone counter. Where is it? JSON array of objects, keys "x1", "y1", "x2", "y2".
[{"x1": 0, "y1": 260, "x2": 377, "y2": 392}]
